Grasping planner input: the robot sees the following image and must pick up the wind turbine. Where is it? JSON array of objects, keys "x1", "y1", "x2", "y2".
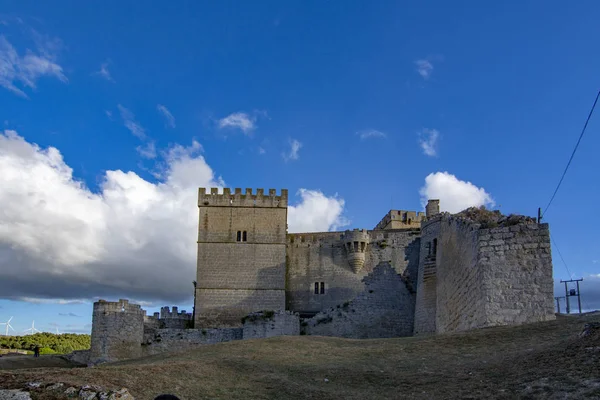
[
  {"x1": 55, "y1": 326, "x2": 61, "y2": 335},
  {"x1": 23, "y1": 321, "x2": 40, "y2": 335},
  {"x1": 0, "y1": 317, "x2": 15, "y2": 336}
]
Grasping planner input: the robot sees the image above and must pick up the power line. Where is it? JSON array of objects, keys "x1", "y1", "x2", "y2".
[
  {"x1": 542, "y1": 89, "x2": 600, "y2": 218},
  {"x1": 550, "y1": 234, "x2": 572, "y2": 280}
]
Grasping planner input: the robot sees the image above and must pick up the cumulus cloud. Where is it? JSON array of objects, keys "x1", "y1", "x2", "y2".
[
  {"x1": 0, "y1": 35, "x2": 67, "y2": 97},
  {"x1": 415, "y1": 59, "x2": 433, "y2": 80},
  {"x1": 419, "y1": 171, "x2": 495, "y2": 213},
  {"x1": 94, "y1": 61, "x2": 113, "y2": 82},
  {"x1": 356, "y1": 129, "x2": 386, "y2": 140},
  {"x1": 218, "y1": 112, "x2": 255, "y2": 135},
  {"x1": 0, "y1": 130, "x2": 346, "y2": 304},
  {"x1": 418, "y1": 128, "x2": 439, "y2": 157},
  {"x1": 288, "y1": 189, "x2": 349, "y2": 233},
  {"x1": 157, "y1": 104, "x2": 176, "y2": 128},
  {"x1": 282, "y1": 138, "x2": 302, "y2": 162}
]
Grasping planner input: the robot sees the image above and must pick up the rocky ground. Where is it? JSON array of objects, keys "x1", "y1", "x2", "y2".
[{"x1": 0, "y1": 313, "x2": 599, "y2": 400}]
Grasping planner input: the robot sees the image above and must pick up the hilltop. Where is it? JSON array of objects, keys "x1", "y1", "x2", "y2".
[{"x1": 0, "y1": 314, "x2": 599, "y2": 400}]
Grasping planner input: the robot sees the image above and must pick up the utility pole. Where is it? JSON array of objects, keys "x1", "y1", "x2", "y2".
[
  {"x1": 537, "y1": 207, "x2": 542, "y2": 224},
  {"x1": 560, "y1": 278, "x2": 584, "y2": 314},
  {"x1": 554, "y1": 296, "x2": 565, "y2": 313}
]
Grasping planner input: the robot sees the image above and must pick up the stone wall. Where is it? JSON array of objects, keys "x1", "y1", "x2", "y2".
[
  {"x1": 303, "y1": 262, "x2": 415, "y2": 338},
  {"x1": 286, "y1": 230, "x2": 420, "y2": 315},
  {"x1": 413, "y1": 217, "x2": 440, "y2": 335},
  {"x1": 435, "y1": 217, "x2": 486, "y2": 333},
  {"x1": 195, "y1": 188, "x2": 287, "y2": 328},
  {"x1": 479, "y1": 223, "x2": 555, "y2": 326},
  {"x1": 242, "y1": 310, "x2": 300, "y2": 339},
  {"x1": 141, "y1": 328, "x2": 243, "y2": 356},
  {"x1": 413, "y1": 214, "x2": 555, "y2": 335},
  {"x1": 89, "y1": 299, "x2": 144, "y2": 364}
]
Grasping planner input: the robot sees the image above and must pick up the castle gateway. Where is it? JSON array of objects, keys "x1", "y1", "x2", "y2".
[{"x1": 194, "y1": 188, "x2": 556, "y2": 334}]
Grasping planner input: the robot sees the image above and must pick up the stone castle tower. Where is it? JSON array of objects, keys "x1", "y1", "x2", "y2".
[{"x1": 195, "y1": 188, "x2": 288, "y2": 327}]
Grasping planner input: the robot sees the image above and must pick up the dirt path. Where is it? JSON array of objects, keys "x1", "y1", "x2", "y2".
[{"x1": 0, "y1": 355, "x2": 83, "y2": 370}]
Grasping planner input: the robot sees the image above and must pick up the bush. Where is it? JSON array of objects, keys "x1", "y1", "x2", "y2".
[{"x1": 39, "y1": 347, "x2": 56, "y2": 355}]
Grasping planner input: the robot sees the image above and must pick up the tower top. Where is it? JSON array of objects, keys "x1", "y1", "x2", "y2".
[{"x1": 198, "y1": 188, "x2": 288, "y2": 208}]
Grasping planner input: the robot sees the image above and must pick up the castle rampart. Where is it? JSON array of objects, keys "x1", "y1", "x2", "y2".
[
  {"x1": 90, "y1": 299, "x2": 145, "y2": 364},
  {"x1": 198, "y1": 188, "x2": 288, "y2": 208}
]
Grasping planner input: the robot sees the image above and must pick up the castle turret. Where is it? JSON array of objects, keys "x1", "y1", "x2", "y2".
[
  {"x1": 90, "y1": 299, "x2": 144, "y2": 364},
  {"x1": 426, "y1": 199, "x2": 440, "y2": 218},
  {"x1": 342, "y1": 229, "x2": 370, "y2": 273}
]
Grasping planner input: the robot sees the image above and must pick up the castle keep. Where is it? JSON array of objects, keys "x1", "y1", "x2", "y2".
[{"x1": 88, "y1": 187, "x2": 556, "y2": 364}]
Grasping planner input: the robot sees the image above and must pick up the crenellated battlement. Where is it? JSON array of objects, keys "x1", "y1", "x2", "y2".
[
  {"x1": 374, "y1": 210, "x2": 426, "y2": 230},
  {"x1": 93, "y1": 299, "x2": 144, "y2": 315},
  {"x1": 160, "y1": 306, "x2": 192, "y2": 320},
  {"x1": 198, "y1": 188, "x2": 288, "y2": 208}
]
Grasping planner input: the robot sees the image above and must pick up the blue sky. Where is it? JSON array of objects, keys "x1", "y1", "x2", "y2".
[{"x1": 0, "y1": 1, "x2": 599, "y2": 334}]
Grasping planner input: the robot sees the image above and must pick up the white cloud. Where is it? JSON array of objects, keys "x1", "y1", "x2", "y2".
[
  {"x1": 415, "y1": 59, "x2": 433, "y2": 80},
  {"x1": 157, "y1": 104, "x2": 176, "y2": 128},
  {"x1": 357, "y1": 129, "x2": 387, "y2": 140},
  {"x1": 95, "y1": 61, "x2": 113, "y2": 82},
  {"x1": 288, "y1": 189, "x2": 348, "y2": 233},
  {"x1": 418, "y1": 128, "x2": 439, "y2": 157},
  {"x1": 218, "y1": 112, "x2": 255, "y2": 135},
  {"x1": 0, "y1": 130, "x2": 346, "y2": 303},
  {"x1": 117, "y1": 105, "x2": 146, "y2": 140},
  {"x1": 419, "y1": 171, "x2": 494, "y2": 213},
  {"x1": 0, "y1": 35, "x2": 67, "y2": 97},
  {"x1": 258, "y1": 146, "x2": 266, "y2": 155},
  {"x1": 136, "y1": 141, "x2": 157, "y2": 159},
  {"x1": 282, "y1": 138, "x2": 302, "y2": 162}
]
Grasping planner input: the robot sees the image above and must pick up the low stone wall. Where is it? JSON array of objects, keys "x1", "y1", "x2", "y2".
[
  {"x1": 141, "y1": 328, "x2": 243, "y2": 356},
  {"x1": 304, "y1": 262, "x2": 415, "y2": 338},
  {"x1": 242, "y1": 310, "x2": 299, "y2": 339}
]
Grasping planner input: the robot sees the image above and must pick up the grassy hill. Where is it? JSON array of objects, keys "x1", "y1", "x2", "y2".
[{"x1": 1, "y1": 313, "x2": 599, "y2": 400}]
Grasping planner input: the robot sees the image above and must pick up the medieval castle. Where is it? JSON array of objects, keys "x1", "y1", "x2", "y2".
[{"x1": 86, "y1": 188, "x2": 556, "y2": 364}]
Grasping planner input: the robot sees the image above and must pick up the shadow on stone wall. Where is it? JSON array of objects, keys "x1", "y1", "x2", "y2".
[{"x1": 303, "y1": 262, "x2": 416, "y2": 339}]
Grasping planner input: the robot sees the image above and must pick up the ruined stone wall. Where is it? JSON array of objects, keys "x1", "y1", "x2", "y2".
[
  {"x1": 413, "y1": 217, "x2": 440, "y2": 335},
  {"x1": 303, "y1": 262, "x2": 415, "y2": 338},
  {"x1": 89, "y1": 299, "x2": 144, "y2": 364},
  {"x1": 435, "y1": 218, "x2": 486, "y2": 333},
  {"x1": 242, "y1": 310, "x2": 300, "y2": 339},
  {"x1": 374, "y1": 210, "x2": 426, "y2": 230},
  {"x1": 195, "y1": 188, "x2": 287, "y2": 328},
  {"x1": 141, "y1": 328, "x2": 243, "y2": 356},
  {"x1": 285, "y1": 230, "x2": 420, "y2": 315},
  {"x1": 414, "y1": 214, "x2": 556, "y2": 335},
  {"x1": 479, "y1": 223, "x2": 555, "y2": 326}
]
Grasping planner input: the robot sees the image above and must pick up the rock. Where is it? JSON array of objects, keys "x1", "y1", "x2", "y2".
[
  {"x1": 46, "y1": 383, "x2": 65, "y2": 390},
  {"x1": 25, "y1": 382, "x2": 41, "y2": 389},
  {"x1": 108, "y1": 388, "x2": 134, "y2": 399},
  {"x1": 0, "y1": 390, "x2": 32, "y2": 400},
  {"x1": 65, "y1": 387, "x2": 78, "y2": 397},
  {"x1": 98, "y1": 393, "x2": 110, "y2": 400},
  {"x1": 79, "y1": 389, "x2": 98, "y2": 400}
]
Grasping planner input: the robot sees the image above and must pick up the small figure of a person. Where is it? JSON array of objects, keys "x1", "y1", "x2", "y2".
[{"x1": 33, "y1": 345, "x2": 40, "y2": 358}]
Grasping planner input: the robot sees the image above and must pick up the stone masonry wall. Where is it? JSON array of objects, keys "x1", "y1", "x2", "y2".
[
  {"x1": 90, "y1": 299, "x2": 144, "y2": 364},
  {"x1": 286, "y1": 230, "x2": 420, "y2": 315},
  {"x1": 479, "y1": 223, "x2": 555, "y2": 326},
  {"x1": 435, "y1": 218, "x2": 486, "y2": 333},
  {"x1": 413, "y1": 217, "x2": 441, "y2": 335},
  {"x1": 242, "y1": 310, "x2": 300, "y2": 339},
  {"x1": 196, "y1": 188, "x2": 287, "y2": 328},
  {"x1": 141, "y1": 328, "x2": 243, "y2": 356},
  {"x1": 304, "y1": 262, "x2": 415, "y2": 338},
  {"x1": 414, "y1": 214, "x2": 556, "y2": 335}
]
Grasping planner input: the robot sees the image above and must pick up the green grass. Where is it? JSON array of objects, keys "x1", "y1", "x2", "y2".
[{"x1": 1, "y1": 314, "x2": 599, "y2": 400}]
